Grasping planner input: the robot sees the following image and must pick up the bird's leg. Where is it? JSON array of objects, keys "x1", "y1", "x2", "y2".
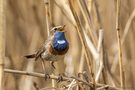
[
  {"x1": 41, "y1": 58, "x2": 46, "y2": 74},
  {"x1": 57, "y1": 74, "x2": 63, "y2": 83},
  {"x1": 40, "y1": 57, "x2": 50, "y2": 80},
  {"x1": 44, "y1": 74, "x2": 50, "y2": 80},
  {"x1": 78, "y1": 72, "x2": 90, "y2": 83},
  {"x1": 51, "y1": 61, "x2": 56, "y2": 69},
  {"x1": 33, "y1": 82, "x2": 39, "y2": 90}
]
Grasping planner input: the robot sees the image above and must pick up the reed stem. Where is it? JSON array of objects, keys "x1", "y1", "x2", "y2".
[
  {"x1": 116, "y1": 0, "x2": 125, "y2": 89},
  {"x1": 0, "y1": 0, "x2": 5, "y2": 89}
]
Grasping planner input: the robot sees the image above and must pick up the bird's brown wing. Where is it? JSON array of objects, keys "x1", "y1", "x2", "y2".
[
  {"x1": 35, "y1": 46, "x2": 45, "y2": 60},
  {"x1": 25, "y1": 35, "x2": 54, "y2": 60},
  {"x1": 24, "y1": 46, "x2": 45, "y2": 61},
  {"x1": 24, "y1": 54, "x2": 36, "y2": 58}
]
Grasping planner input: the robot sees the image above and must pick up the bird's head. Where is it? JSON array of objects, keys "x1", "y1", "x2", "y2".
[{"x1": 51, "y1": 25, "x2": 66, "y2": 32}]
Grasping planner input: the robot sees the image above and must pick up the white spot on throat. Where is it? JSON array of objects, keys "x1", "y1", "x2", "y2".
[{"x1": 57, "y1": 40, "x2": 66, "y2": 44}]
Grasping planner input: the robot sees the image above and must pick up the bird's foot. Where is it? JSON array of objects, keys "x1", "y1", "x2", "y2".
[
  {"x1": 51, "y1": 61, "x2": 56, "y2": 69},
  {"x1": 78, "y1": 72, "x2": 90, "y2": 83},
  {"x1": 44, "y1": 74, "x2": 50, "y2": 80},
  {"x1": 57, "y1": 74, "x2": 63, "y2": 83},
  {"x1": 33, "y1": 82, "x2": 39, "y2": 90}
]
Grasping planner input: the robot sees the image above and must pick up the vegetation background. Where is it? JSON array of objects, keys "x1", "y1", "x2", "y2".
[{"x1": 4, "y1": 0, "x2": 135, "y2": 90}]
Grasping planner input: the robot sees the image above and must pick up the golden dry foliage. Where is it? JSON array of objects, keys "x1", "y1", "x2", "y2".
[{"x1": 4, "y1": 0, "x2": 135, "y2": 90}]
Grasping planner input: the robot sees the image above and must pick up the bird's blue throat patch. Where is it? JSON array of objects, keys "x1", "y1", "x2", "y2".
[{"x1": 52, "y1": 32, "x2": 69, "y2": 51}]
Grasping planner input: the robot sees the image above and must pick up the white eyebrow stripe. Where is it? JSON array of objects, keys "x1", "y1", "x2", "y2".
[{"x1": 57, "y1": 40, "x2": 66, "y2": 44}]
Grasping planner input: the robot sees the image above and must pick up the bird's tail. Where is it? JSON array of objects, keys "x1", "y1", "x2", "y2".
[{"x1": 24, "y1": 54, "x2": 36, "y2": 58}]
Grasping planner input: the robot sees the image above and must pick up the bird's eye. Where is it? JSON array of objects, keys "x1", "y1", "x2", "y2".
[{"x1": 54, "y1": 28, "x2": 57, "y2": 31}]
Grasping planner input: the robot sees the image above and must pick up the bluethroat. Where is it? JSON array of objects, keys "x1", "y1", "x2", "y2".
[{"x1": 25, "y1": 25, "x2": 69, "y2": 69}]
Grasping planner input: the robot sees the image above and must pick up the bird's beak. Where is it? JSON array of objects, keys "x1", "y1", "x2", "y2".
[
  {"x1": 62, "y1": 25, "x2": 66, "y2": 29},
  {"x1": 60, "y1": 25, "x2": 66, "y2": 32},
  {"x1": 50, "y1": 25, "x2": 66, "y2": 32}
]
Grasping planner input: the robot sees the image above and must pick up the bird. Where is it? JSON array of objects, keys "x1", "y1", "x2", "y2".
[{"x1": 25, "y1": 25, "x2": 69, "y2": 70}]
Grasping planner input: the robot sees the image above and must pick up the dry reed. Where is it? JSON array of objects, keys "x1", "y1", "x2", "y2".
[
  {"x1": 116, "y1": 0, "x2": 125, "y2": 89},
  {"x1": 0, "y1": 0, "x2": 5, "y2": 89}
]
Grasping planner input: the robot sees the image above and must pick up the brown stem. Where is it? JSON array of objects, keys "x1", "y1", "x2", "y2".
[
  {"x1": 0, "y1": 0, "x2": 5, "y2": 89},
  {"x1": 4, "y1": 69, "x2": 120, "y2": 89},
  {"x1": 116, "y1": 0, "x2": 125, "y2": 90}
]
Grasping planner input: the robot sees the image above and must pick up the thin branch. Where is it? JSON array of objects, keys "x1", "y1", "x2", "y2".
[
  {"x1": 97, "y1": 29, "x2": 103, "y2": 53},
  {"x1": 116, "y1": 0, "x2": 125, "y2": 90},
  {"x1": 83, "y1": 30, "x2": 98, "y2": 60},
  {"x1": 43, "y1": 0, "x2": 52, "y2": 36},
  {"x1": 0, "y1": 0, "x2": 5, "y2": 89},
  {"x1": 95, "y1": 29, "x2": 104, "y2": 82},
  {"x1": 4, "y1": 69, "x2": 120, "y2": 90},
  {"x1": 121, "y1": 9, "x2": 135, "y2": 44},
  {"x1": 97, "y1": 85, "x2": 109, "y2": 90},
  {"x1": 78, "y1": 48, "x2": 85, "y2": 73},
  {"x1": 67, "y1": 79, "x2": 76, "y2": 90},
  {"x1": 40, "y1": 87, "x2": 59, "y2": 90},
  {"x1": 4, "y1": 69, "x2": 90, "y2": 87},
  {"x1": 93, "y1": 0, "x2": 102, "y2": 29}
]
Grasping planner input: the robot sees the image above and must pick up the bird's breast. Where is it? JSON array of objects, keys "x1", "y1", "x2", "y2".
[{"x1": 49, "y1": 39, "x2": 69, "y2": 55}]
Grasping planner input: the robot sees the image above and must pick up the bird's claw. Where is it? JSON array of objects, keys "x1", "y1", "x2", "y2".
[
  {"x1": 45, "y1": 74, "x2": 50, "y2": 80},
  {"x1": 57, "y1": 74, "x2": 63, "y2": 83},
  {"x1": 78, "y1": 72, "x2": 90, "y2": 83}
]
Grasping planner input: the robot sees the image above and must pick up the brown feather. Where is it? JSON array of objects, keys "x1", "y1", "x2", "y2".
[
  {"x1": 25, "y1": 54, "x2": 36, "y2": 58},
  {"x1": 35, "y1": 47, "x2": 45, "y2": 60},
  {"x1": 25, "y1": 45, "x2": 45, "y2": 60}
]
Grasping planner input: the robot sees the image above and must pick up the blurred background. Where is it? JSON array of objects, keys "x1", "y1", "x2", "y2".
[{"x1": 4, "y1": 0, "x2": 135, "y2": 90}]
